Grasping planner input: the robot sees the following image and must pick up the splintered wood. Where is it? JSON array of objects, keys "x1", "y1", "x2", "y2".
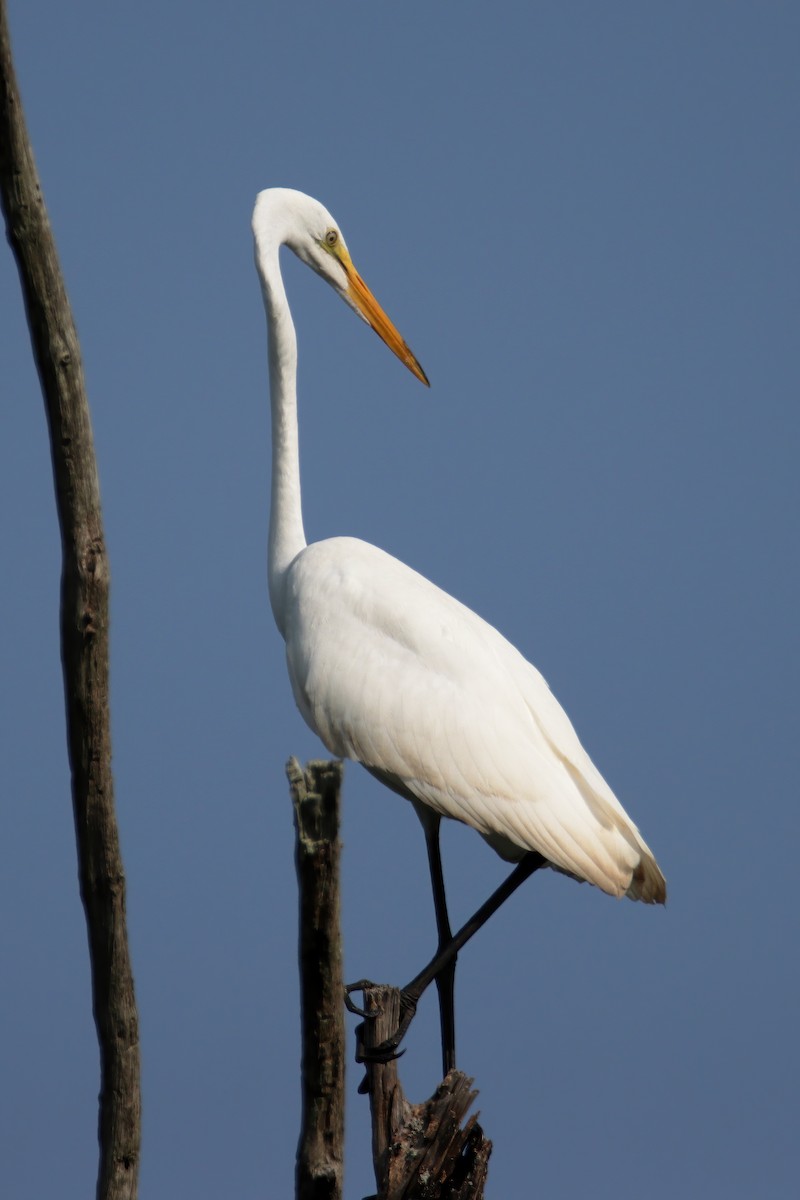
[{"x1": 357, "y1": 986, "x2": 492, "y2": 1200}]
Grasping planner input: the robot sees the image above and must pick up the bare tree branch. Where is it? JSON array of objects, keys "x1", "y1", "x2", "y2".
[
  {"x1": 288, "y1": 757, "x2": 491, "y2": 1197},
  {"x1": 356, "y1": 987, "x2": 492, "y2": 1199},
  {"x1": 0, "y1": 5, "x2": 140, "y2": 1198},
  {"x1": 289, "y1": 758, "x2": 346, "y2": 1200}
]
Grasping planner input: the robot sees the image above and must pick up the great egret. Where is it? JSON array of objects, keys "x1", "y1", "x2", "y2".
[{"x1": 252, "y1": 187, "x2": 665, "y2": 1075}]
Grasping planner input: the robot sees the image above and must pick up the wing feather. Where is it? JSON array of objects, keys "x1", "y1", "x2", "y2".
[{"x1": 285, "y1": 537, "x2": 665, "y2": 904}]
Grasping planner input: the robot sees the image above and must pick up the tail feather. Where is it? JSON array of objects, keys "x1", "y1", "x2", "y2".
[
  {"x1": 559, "y1": 759, "x2": 666, "y2": 904},
  {"x1": 627, "y1": 851, "x2": 667, "y2": 904}
]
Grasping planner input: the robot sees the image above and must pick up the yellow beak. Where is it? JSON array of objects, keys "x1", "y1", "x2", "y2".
[{"x1": 341, "y1": 253, "x2": 429, "y2": 387}]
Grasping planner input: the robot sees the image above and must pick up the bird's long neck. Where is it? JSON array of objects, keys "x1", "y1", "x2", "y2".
[{"x1": 258, "y1": 243, "x2": 307, "y2": 636}]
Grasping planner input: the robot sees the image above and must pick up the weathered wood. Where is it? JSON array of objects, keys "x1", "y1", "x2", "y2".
[
  {"x1": 0, "y1": 6, "x2": 140, "y2": 1198},
  {"x1": 289, "y1": 758, "x2": 346, "y2": 1200},
  {"x1": 357, "y1": 986, "x2": 492, "y2": 1199}
]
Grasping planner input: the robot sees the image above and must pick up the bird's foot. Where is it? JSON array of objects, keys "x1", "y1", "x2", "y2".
[
  {"x1": 344, "y1": 978, "x2": 379, "y2": 1018},
  {"x1": 345, "y1": 980, "x2": 418, "y2": 1067}
]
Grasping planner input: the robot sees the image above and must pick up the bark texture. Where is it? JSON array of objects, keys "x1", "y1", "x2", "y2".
[
  {"x1": 290, "y1": 758, "x2": 346, "y2": 1200},
  {"x1": 0, "y1": 6, "x2": 140, "y2": 1198},
  {"x1": 357, "y1": 986, "x2": 492, "y2": 1199}
]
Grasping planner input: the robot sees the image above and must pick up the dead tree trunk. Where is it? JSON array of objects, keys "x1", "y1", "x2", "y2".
[
  {"x1": 0, "y1": 5, "x2": 141, "y2": 1198},
  {"x1": 356, "y1": 987, "x2": 492, "y2": 1200},
  {"x1": 290, "y1": 758, "x2": 346, "y2": 1200},
  {"x1": 290, "y1": 758, "x2": 491, "y2": 1200}
]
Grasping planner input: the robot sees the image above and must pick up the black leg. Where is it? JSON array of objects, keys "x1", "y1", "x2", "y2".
[
  {"x1": 355, "y1": 849, "x2": 547, "y2": 1065},
  {"x1": 422, "y1": 815, "x2": 457, "y2": 1076}
]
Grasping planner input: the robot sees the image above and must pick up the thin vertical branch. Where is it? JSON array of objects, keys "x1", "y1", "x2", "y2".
[
  {"x1": 0, "y1": 5, "x2": 140, "y2": 1199},
  {"x1": 289, "y1": 758, "x2": 346, "y2": 1200}
]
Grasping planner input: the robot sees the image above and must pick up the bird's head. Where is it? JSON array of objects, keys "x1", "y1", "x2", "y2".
[{"x1": 252, "y1": 188, "x2": 428, "y2": 386}]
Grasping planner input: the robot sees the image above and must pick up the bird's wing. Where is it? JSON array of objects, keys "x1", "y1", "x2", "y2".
[{"x1": 284, "y1": 538, "x2": 664, "y2": 902}]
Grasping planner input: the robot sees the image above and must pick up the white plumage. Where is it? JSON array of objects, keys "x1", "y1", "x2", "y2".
[
  {"x1": 253, "y1": 186, "x2": 664, "y2": 905},
  {"x1": 284, "y1": 536, "x2": 663, "y2": 901},
  {"x1": 253, "y1": 186, "x2": 665, "y2": 1066}
]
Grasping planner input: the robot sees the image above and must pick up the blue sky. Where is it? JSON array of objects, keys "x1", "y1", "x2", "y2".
[{"x1": 1, "y1": 3, "x2": 798, "y2": 1196}]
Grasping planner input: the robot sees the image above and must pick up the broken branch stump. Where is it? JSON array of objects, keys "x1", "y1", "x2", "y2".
[
  {"x1": 357, "y1": 985, "x2": 492, "y2": 1199},
  {"x1": 289, "y1": 758, "x2": 346, "y2": 1200}
]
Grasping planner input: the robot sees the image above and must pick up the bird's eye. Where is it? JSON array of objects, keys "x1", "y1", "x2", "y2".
[{"x1": 325, "y1": 229, "x2": 339, "y2": 248}]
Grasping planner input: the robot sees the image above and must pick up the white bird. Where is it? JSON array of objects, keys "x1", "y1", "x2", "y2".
[{"x1": 252, "y1": 187, "x2": 665, "y2": 1074}]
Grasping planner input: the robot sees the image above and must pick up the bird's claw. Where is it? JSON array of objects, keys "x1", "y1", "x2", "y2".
[
  {"x1": 344, "y1": 979, "x2": 381, "y2": 1018},
  {"x1": 346, "y1": 982, "x2": 419, "y2": 1070},
  {"x1": 357, "y1": 1038, "x2": 407, "y2": 1064},
  {"x1": 354, "y1": 1021, "x2": 408, "y2": 1065}
]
